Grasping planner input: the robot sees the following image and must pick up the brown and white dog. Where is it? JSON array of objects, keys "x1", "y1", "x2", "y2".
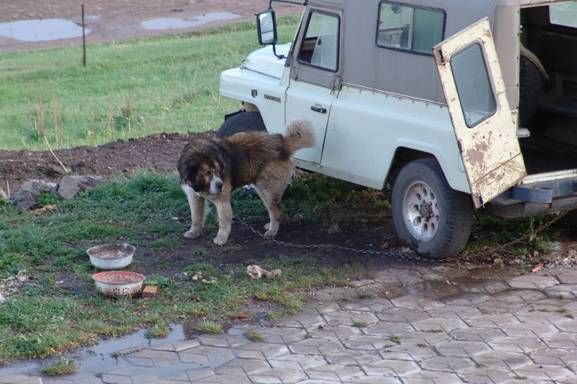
[{"x1": 177, "y1": 120, "x2": 314, "y2": 245}]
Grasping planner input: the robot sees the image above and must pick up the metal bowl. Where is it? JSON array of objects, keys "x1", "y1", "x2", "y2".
[
  {"x1": 87, "y1": 243, "x2": 135, "y2": 270},
  {"x1": 92, "y1": 271, "x2": 145, "y2": 297}
]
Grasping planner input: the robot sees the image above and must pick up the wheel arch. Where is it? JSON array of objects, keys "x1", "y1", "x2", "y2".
[{"x1": 385, "y1": 145, "x2": 470, "y2": 195}]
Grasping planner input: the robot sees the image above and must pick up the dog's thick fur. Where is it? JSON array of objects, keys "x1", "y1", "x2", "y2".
[{"x1": 177, "y1": 120, "x2": 314, "y2": 245}]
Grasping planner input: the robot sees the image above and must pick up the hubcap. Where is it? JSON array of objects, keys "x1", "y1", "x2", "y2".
[{"x1": 403, "y1": 181, "x2": 440, "y2": 242}]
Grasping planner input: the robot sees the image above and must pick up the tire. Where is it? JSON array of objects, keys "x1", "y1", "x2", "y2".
[
  {"x1": 217, "y1": 111, "x2": 266, "y2": 137},
  {"x1": 519, "y1": 55, "x2": 545, "y2": 127},
  {"x1": 391, "y1": 159, "x2": 473, "y2": 260}
]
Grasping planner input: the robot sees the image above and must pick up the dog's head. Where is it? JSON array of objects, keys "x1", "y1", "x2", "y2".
[{"x1": 178, "y1": 141, "x2": 228, "y2": 195}]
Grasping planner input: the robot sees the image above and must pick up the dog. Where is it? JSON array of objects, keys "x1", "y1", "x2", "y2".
[{"x1": 177, "y1": 120, "x2": 314, "y2": 245}]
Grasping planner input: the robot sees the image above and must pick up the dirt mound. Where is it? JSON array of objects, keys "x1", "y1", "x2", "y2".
[{"x1": 0, "y1": 132, "x2": 213, "y2": 191}]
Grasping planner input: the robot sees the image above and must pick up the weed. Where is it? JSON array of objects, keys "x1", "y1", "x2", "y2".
[
  {"x1": 389, "y1": 336, "x2": 401, "y2": 345},
  {"x1": 194, "y1": 320, "x2": 223, "y2": 335},
  {"x1": 352, "y1": 320, "x2": 368, "y2": 328},
  {"x1": 41, "y1": 358, "x2": 76, "y2": 376},
  {"x1": 145, "y1": 323, "x2": 170, "y2": 339},
  {"x1": 357, "y1": 290, "x2": 376, "y2": 300},
  {"x1": 244, "y1": 329, "x2": 265, "y2": 343}
]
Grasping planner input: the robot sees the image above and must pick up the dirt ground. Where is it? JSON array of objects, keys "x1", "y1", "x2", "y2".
[
  {"x1": 0, "y1": 0, "x2": 297, "y2": 52},
  {"x1": 0, "y1": 132, "x2": 209, "y2": 191}
]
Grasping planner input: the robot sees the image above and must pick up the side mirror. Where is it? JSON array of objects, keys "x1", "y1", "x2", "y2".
[{"x1": 256, "y1": 10, "x2": 278, "y2": 45}]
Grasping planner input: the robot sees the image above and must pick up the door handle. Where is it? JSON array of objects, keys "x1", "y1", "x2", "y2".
[{"x1": 311, "y1": 105, "x2": 327, "y2": 114}]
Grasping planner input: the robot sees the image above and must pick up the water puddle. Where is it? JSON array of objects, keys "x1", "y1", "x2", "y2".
[
  {"x1": 141, "y1": 12, "x2": 240, "y2": 31},
  {"x1": 0, "y1": 19, "x2": 90, "y2": 42},
  {"x1": 0, "y1": 324, "x2": 186, "y2": 377}
]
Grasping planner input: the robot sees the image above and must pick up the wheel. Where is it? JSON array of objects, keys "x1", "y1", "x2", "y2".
[
  {"x1": 391, "y1": 158, "x2": 473, "y2": 259},
  {"x1": 519, "y1": 55, "x2": 545, "y2": 127},
  {"x1": 217, "y1": 111, "x2": 266, "y2": 137}
]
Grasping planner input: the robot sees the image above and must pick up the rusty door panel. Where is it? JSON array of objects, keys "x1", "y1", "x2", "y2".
[{"x1": 433, "y1": 18, "x2": 526, "y2": 208}]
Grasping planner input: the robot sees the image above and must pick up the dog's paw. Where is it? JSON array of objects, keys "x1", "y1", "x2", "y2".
[
  {"x1": 264, "y1": 222, "x2": 271, "y2": 231},
  {"x1": 263, "y1": 229, "x2": 278, "y2": 239},
  {"x1": 213, "y1": 235, "x2": 228, "y2": 246},
  {"x1": 184, "y1": 228, "x2": 202, "y2": 239}
]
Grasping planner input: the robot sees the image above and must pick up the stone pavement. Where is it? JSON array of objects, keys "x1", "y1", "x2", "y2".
[{"x1": 5, "y1": 265, "x2": 577, "y2": 384}]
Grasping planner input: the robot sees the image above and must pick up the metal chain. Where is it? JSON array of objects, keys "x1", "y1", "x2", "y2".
[
  {"x1": 235, "y1": 210, "x2": 569, "y2": 264},
  {"x1": 234, "y1": 217, "x2": 435, "y2": 263}
]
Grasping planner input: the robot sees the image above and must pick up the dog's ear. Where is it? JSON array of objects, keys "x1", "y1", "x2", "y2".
[{"x1": 178, "y1": 157, "x2": 198, "y2": 189}]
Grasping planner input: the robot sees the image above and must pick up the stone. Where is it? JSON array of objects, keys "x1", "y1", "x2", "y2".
[
  {"x1": 57, "y1": 175, "x2": 104, "y2": 199},
  {"x1": 10, "y1": 179, "x2": 57, "y2": 210}
]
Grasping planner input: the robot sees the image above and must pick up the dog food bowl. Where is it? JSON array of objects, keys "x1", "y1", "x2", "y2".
[
  {"x1": 92, "y1": 271, "x2": 145, "y2": 297},
  {"x1": 87, "y1": 243, "x2": 135, "y2": 270}
]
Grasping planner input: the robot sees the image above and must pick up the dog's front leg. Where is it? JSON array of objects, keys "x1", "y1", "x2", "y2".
[
  {"x1": 182, "y1": 185, "x2": 205, "y2": 239},
  {"x1": 213, "y1": 200, "x2": 233, "y2": 246}
]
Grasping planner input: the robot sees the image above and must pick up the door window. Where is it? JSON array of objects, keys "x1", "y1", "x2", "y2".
[
  {"x1": 451, "y1": 43, "x2": 497, "y2": 127},
  {"x1": 298, "y1": 11, "x2": 340, "y2": 72},
  {"x1": 550, "y1": 1, "x2": 577, "y2": 28}
]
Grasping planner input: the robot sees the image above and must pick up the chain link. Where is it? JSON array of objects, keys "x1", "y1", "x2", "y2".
[
  {"x1": 234, "y1": 217, "x2": 435, "y2": 263},
  {"x1": 234, "y1": 211, "x2": 569, "y2": 264}
]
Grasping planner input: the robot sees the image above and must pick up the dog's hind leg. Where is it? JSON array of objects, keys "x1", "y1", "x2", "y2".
[
  {"x1": 182, "y1": 185, "x2": 205, "y2": 239},
  {"x1": 254, "y1": 184, "x2": 283, "y2": 239},
  {"x1": 213, "y1": 199, "x2": 233, "y2": 246}
]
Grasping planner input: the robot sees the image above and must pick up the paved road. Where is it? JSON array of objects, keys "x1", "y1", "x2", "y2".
[{"x1": 4, "y1": 265, "x2": 577, "y2": 384}]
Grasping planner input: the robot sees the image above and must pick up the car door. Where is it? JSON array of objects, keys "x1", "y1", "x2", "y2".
[
  {"x1": 286, "y1": 8, "x2": 342, "y2": 164},
  {"x1": 433, "y1": 18, "x2": 527, "y2": 208}
]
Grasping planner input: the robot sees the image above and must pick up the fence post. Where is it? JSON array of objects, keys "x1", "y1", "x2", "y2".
[{"x1": 82, "y1": 4, "x2": 87, "y2": 67}]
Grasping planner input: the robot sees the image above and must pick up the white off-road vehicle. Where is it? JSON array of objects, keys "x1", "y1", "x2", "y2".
[{"x1": 219, "y1": 0, "x2": 577, "y2": 259}]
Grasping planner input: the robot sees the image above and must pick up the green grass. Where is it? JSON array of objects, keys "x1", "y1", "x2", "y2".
[
  {"x1": 244, "y1": 329, "x2": 265, "y2": 343},
  {"x1": 0, "y1": 17, "x2": 299, "y2": 150},
  {"x1": 0, "y1": 173, "x2": 368, "y2": 361},
  {"x1": 41, "y1": 358, "x2": 76, "y2": 376},
  {"x1": 194, "y1": 320, "x2": 224, "y2": 335}
]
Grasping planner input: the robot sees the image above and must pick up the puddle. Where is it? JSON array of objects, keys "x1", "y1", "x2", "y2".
[
  {"x1": 141, "y1": 12, "x2": 240, "y2": 31},
  {"x1": 0, "y1": 324, "x2": 186, "y2": 377},
  {"x1": 0, "y1": 19, "x2": 90, "y2": 42}
]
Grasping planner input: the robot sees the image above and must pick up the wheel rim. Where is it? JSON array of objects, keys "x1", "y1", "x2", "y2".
[{"x1": 402, "y1": 180, "x2": 440, "y2": 242}]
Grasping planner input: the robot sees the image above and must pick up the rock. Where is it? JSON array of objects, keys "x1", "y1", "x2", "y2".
[
  {"x1": 10, "y1": 179, "x2": 57, "y2": 210},
  {"x1": 57, "y1": 175, "x2": 104, "y2": 199}
]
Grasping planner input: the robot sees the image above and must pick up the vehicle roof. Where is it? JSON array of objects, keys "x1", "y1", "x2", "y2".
[{"x1": 307, "y1": 0, "x2": 568, "y2": 9}]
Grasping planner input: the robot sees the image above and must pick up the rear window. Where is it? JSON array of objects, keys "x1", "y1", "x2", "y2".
[
  {"x1": 550, "y1": 1, "x2": 577, "y2": 28},
  {"x1": 377, "y1": 1, "x2": 445, "y2": 55}
]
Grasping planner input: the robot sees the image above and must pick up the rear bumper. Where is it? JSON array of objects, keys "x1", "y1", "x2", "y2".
[{"x1": 487, "y1": 169, "x2": 577, "y2": 218}]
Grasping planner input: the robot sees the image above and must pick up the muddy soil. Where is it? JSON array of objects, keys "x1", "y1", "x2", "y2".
[
  {"x1": 0, "y1": 132, "x2": 210, "y2": 192},
  {"x1": 0, "y1": 0, "x2": 297, "y2": 52}
]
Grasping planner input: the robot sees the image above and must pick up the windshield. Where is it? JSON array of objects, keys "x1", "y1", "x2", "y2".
[{"x1": 550, "y1": 1, "x2": 577, "y2": 28}]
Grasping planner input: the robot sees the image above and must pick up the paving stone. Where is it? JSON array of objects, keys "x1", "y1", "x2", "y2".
[
  {"x1": 363, "y1": 321, "x2": 414, "y2": 337},
  {"x1": 308, "y1": 364, "x2": 365, "y2": 381},
  {"x1": 449, "y1": 326, "x2": 505, "y2": 342},
  {"x1": 508, "y1": 275, "x2": 560, "y2": 290},
  {"x1": 514, "y1": 364, "x2": 575, "y2": 381},
  {"x1": 458, "y1": 368, "x2": 515, "y2": 384},
  {"x1": 249, "y1": 367, "x2": 307, "y2": 384},
  {"x1": 412, "y1": 317, "x2": 468, "y2": 332},
  {"x1": 435, "y1": 341, "x2": 492, "y2": 357},
  {"x1": 502, "y1": 321, "x2": 557, "y2": 337},
  {"x1": 557, "y1": 271, "x2": 577, "y2": 284},
  {"x1": 362, "y1": 358, "x2": 420, "y2": 377},
  {"x1": 101, "y1": 374, "x2": 133, "y2": 384},
  {"x1": 420, "y1": 356, "x2": 475, "y2": 372},
  {"x1": 1, "y1": 376, "x2": 43, "y2": 384},
  {"x1": 289, "y1": 338, "x2": 344, "y2": 355},
  {"x1": 193, "y1": 373, "x2": 251, "y2": 384},
  {"x1": 341, "y1": 334, "x2": 395, "y2": 350},
  {"x1": 221, "y1": 358, "x2": 270, "y2": 374},
  {"x1": 235, "y1": 343, "x2": 290, "y2": 359},
  {"x1": 391, "y1": 295, "x2": 444, "y2": 311},
  {"x1": 376, "y1": 307, "x2": 430, "y2": 323},
  {"x1": 401, "y1": 371, "x2": 462, "y2": 384},
  {"x1": 179, "y1": 346, "x2": 235, "y2": 367},
  {"x1": 344, "y1": 377, "x2": 402, "y2": 384},
  {"x1": 473, "y1": 351, "x2": 532, "y2": 370},
  {"x1": 490, "y1": 336, "x2": 547, "y2": 353}
]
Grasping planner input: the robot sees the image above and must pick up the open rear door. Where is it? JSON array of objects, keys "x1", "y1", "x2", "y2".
[{"x1": 433, "y1": 18, "x2": 526, "y2": 208}]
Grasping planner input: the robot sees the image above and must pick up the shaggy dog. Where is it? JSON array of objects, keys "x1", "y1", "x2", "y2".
[{"x1": 177, "y1": 120, "x2": 314, "y2": 245}]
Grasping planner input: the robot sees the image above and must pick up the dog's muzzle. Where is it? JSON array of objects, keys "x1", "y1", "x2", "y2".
[{"x1": 209, "y1": 176, "x2": 224, "y2": 194}]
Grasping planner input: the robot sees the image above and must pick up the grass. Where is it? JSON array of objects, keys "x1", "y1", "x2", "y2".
[
  {"x1": 0, "y1": 172, "x2": 370, "y2": 362},
  {"x1": 194, "y1": 320, "x2": 223, "y2": 335},
  {"x1": 0, "y1": 17, "x2": 299, "y2": 150},
  {"x1": 244, "y1": 329, "x2": 265, "y2": 343},
  {"x1": 41, "y1": 358, "x2": 76, "y2": 376}
]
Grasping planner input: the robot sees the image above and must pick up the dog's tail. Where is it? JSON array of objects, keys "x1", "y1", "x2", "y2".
[{"x1": 284, "y1": 119, "x2": 315, "y2": 154}]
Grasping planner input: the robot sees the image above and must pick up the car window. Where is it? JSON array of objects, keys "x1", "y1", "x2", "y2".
[
  {"x1": 377, "y1": 2, "x2": 444, "y2": 55},
  {"x1": 451, "y1": 43, "x2": 497, "y2": 128},
  {"x1": 298, "y1": 11, "x2": 340, "y2": 72},
  {"x1": 550, "y1": 1, "x2": 577, "y2": 28}
]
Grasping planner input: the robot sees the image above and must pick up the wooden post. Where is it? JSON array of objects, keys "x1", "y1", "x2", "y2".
[{"x1": 82, "y1": 4, "x2": 87, "y2": 67}]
